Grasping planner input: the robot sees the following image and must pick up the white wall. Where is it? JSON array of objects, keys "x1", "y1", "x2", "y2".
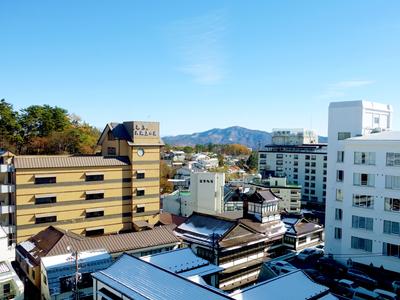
[{"x1": 191, "y1": 172, "x2": 225, "y2": 215}]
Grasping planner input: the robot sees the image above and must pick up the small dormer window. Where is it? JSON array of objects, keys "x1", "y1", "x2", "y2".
[{"x1": 108, "y1": 131, "x2": 115, "y2": 140}]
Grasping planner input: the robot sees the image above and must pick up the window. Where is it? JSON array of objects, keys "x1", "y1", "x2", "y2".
[
  {"x1": 354, "y1": 152, "x2": 375, "y2": 165},
  {"x1": 383, "y1": 220, "x2": 400, "y2": 235},
  {"x1": 293, "y1": 174, "x2": 298, "y2": 179},
  {"x1": 305, "y1": 155, "x2": 310, "y2": 160},
  {"x1": 385, "y1": 197, "x2": 400, "y2": 212},
  {"x1": 276, "y1": 154, "x2": 283, "y2": 159},
  {"x1": 323, "y1": 170, "x2": 327, "y2": 175},
  {"x1": 35, "y1": 215, "x2": 57, "y2": 224},
  {"x1": 276, "y1": 160, "x2": 283, "y2": 166},
  {"x1": 338, "y1": 132, "x2": 351, "y2": 140},
  {"x1": 353, "y1": 173, "x2": 375, "y2": 187},
  {"x1": 386, "y1": 152, "x2": 400, "y2": 167},
  {"x1": 136, "y1": 189, "x2": 145, "y2": 196},
  {"x1": 293, "y1": 168, "x2": 298, "y2": 173},
  {"x1": 197, "y1": 247, "x2": 214, "y2": 261},
  {"x1": 298, "y1": 236, "x2": 307, "y2": 245},
  {"x1": 86, "y1": 211, "x2": 104, "y2": 218},
  {"x1": 304, "y1": 189, "x2": 309, "y2": 194},
  {"x1": 311, "y1": 169, "x2": 316, "y2": 174},
  {"x1": 85, "y1": 174, "x2": 104, "y2": 182},
  {"x1": 122, "y1": 177, "x2": 132, "y2": 183},
  {"x1": 311, "y1": 176, "x2": 315, "y2": 181},
  {"x1": 311, "y1": 162, "x2": 316, "y2": 167},
  {"x1": 35, "y1": 195, "x2": 56, "y2": 205},
  {"x1": 337, "y1": 151, "x2": 344, "y2": 163},
  {"x1": 351, "y1": 236, "x2": 372, "y2": 252},
  {"x1": 136, "y1": 172, "x2": 145, "y2": 179},
  {"x1": 85, "y1": 192, "x2": 104, "y2": 200},
  {"x1": 310, "y1": 189, "x2": 315, "y2": 195},
  {"x1": 305, "y1": 168, "x2": 310, "y2": 174},
  {"x1": 311, "y1": 155, "x2": 316, "y2": 160},
  {"x1": 383, "y1": 243, "x2": 400, "y2": 258},
  {"x1": 305, "y1": 162, "x2": 310, "y2": 167},
  {"x1": 107, "y1": 131, "x2": 115, "y2": 140},
  {"x1": 294, "y1": 155, "x2": 298, "y2": 160},
  {"x1": 324, "y1": 156, "x2": 327, "y2": 161},
  {"x1": 334, "y1": 227, "x2": 342, "y2": 239},
  {"x1": 352, "y1": 195, "x2": 374, "y2": 208},
  {"x1": 305, "y1": 175, "x2": 310, "y2": 180},
  {"x1": 3, "y1": 283, "x2": 10, "y2": 295},
  {"x1": 336, "y1": 170, "x2": 344, "y2": 182},
  {"x1": 294, "y1": 161, "x2": 298, "y2": 166},
  {"x1": 336, "y1": 189, "x2": 343, "y2": 201},
  {"x1": 352, "y1": 215, "x2": 373, "y2": 231},
  {"x1": 305, "y1": 182, "x2": 309, "y2": 187},
  {"x1": 386, "y1": 175, "x2": 400, "y2": 190},
  {"x1": 335, "y1": 208, "x2": 342, "y2": 220},
  {"x1": 122, "y1": 212, "x2": 132, "y2": 217},
  {"x1": 85, "y1": 228, "x2": 104, "y2": 237},
  {"x1": 107, "y1": 147, "x2": 116, "y2": 155},
  {"x1": 34, "y1": 176, "x2": 56, "y2": 184},
  {"x1": 136, "y1": 206, "x2": 145, "y2": 213},
  {"x1": 260, "y1": 154, "x2": 267, "y2": 159}
]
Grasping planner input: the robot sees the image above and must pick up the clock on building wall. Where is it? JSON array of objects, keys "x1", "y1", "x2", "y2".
[{"x1": 137, "y1": 148, "x2": 145, "y2": 157}]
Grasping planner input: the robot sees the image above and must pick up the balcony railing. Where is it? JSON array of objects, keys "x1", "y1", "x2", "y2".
[
  {"x1": 0, "y1": 204, "x2": 15, "y2": 214},
  {"x1": 0, "y1": 164, "x2": 14, "y2": 173},
  {"x1": 0, "y1": 184, "x2": 15, "y2": 193}
]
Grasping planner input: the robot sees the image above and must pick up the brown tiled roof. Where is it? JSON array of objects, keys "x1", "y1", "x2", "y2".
[
  {"x1": 246, "y1": 188, "x2": 280, "y2": 203},
  {"x1": 17, "y1": 225, "x2": 181, "y2": 265},
  {"x1": 158, "y1": 212, "x2": 187, "y2": 227},
  {"x1": 294, "y1": 221, "x2": 323, "y2": 235},
  {"x1": 14, "y1": 155, "x2": 131, "y2": 169}
]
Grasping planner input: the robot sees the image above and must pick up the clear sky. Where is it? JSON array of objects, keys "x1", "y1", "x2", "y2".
[{"x1": 1, "y1": 1, "x2": 399, "y2": 136}]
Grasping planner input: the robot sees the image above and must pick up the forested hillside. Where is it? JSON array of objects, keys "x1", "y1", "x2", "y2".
[{"x1": 0, "y1": 99, "x2": 100, "y2": 155}]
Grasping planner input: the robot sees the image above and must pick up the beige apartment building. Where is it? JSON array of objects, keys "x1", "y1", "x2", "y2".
[{"x1": 1, "y1": 121, "x2": 163, "y2": 244}]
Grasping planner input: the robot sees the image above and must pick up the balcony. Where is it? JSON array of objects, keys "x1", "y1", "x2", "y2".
[
  {"x1": 0, "y1": 164, "x2": 14, "y2": 173},
  {"x1": 0, "y1": 184, "x2": 15, "y2": 193},
  {"x1": 0, "y1": 204, "x2": 15, "y2": 214},
  {"x1": 1, "y1": 225, "x2": 16, "y2": 234}
]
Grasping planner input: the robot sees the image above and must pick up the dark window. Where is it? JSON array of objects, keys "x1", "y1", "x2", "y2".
[
  {"x1": 136, "y1": 189, "x2": 145, "y2": 197},
  {"x1": 305, "y1": 155, "x2": 311, "y2": 160},
  {"x1": 107, "y1": 131, "x2": 115, "y2": 140},
  {"x1": 136, "y1": 172, "x2": 145, "y2": 179},
  {"x1": 338, "y1": 132, "x2": 351, "y2": 140},
  {"x1": 3, "y1": 283, "x2": 10, "y2": 295},
  {"x1": 35, "y1": 215, "x2": 57, "y2": 224},
  {"x1": 136, "y1": 206, "x2": 145, "y2": 213},
  {"x1": 122, "y1": 195, "x2": 132, "y2": 200},
  {"x1": 122, "y1": 212, "x2": 132, "y2": 217},
  {"x1": 107, "y1": 147, "x2": 116, "y2": 155},
  {"x1": 35, "y1": 177, "x2": 56, "y2": 184},
  {"x1": 85, "y1": 193, "x2": 104, "y2": 200},
  {"x1": 85, "y1": 228, "x2": 104, "y2": 237},
  {"x1": 35, "y1": 196, "x2": 56, "y2": 205},
  {"x1": 86, "y1": 211, "x2": 104, "y2": 218},
  {"x1": 337, "y1": 170, "x2": 344, "y2": 182},
  {"x1": 85, "y1": 174, "x2": 104, "y2": 182},
  {"x1": 334, "y1": 227, "x2": 342, "y2": 239},
  {"x1": 122, "y1": 178, "x2": 132, "y2": 183}
]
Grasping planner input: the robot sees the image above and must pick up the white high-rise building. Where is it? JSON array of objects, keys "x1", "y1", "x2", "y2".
[
  {"x1": 258, "y1": 129, "x2": 327, "y2": 207},
  {"x1": 325, "y1": 100, "x2": 400, "y2": 272}
]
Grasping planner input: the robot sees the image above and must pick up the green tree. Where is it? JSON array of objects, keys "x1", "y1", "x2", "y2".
[
  {"x1": 246, "y1": 151, "x2": 259, "y2": 171},
  {"x1": 0, "y1": 99, "x2": 21, "y2": 151}
]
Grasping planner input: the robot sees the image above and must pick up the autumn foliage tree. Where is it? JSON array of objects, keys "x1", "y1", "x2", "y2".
[{"x1": 0, "y1": 99, "x2": 100, "y2": 155}]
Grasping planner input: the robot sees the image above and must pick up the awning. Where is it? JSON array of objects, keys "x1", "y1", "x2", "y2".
[
  {"x1": 85, "y1": 172, "x2": 104, "y2": 176},
  {"x1": 35, "y1": 212, "x2": 56, "y2": 218},
  {"x1": 35, "y1": 194, "x2": 56, "y2": 199},
  {"x1": 34, "y1": 174, "x2": 56, "y2": 178},
  {"x1": 86, "y1": 208, "x2": 105, "y2": 213},
  {"x1": 86, "y1": 190, "x2": 104, "y2": 195},
  {"x1": 86, "y1": 226, "x2": 104, "y2": 231}
]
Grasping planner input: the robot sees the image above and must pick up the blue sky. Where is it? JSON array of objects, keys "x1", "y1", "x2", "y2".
[{"x1": 1, "y1": 1, "x2": 399, "y2": 136}]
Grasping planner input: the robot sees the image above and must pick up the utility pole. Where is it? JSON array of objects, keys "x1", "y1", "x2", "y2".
[{"x1": 67, "y1": 246, "x2": 81, "y2": 300}]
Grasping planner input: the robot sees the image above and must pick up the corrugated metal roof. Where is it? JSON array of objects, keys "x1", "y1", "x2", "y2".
[
  {"x1": 14, "y1": 155, "x2": 131, "y2": 169},
  {"x1": 92, "y1": 254, "x2": 233, "y2": 300}
]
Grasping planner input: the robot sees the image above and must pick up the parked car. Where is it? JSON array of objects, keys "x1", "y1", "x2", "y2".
[
  {"x1": 392, "y1": 281, "x2": 400, "y2": 294},
  {"x1": 268, "y1": 261, "x2": 297, "y2": 275},
  {"x1": 352, "y1": 288, "x2": 382, "y2": 300},
  {"x1": 373, "y1": 289, "x2": 398, "y2": 300},
  {"x1": 347, "y1": 268, "x2": 378, "y2": 287},
  {"x1": 303, "y1": 269, "x2": 331, "y2": 286},
  {"x1": 297, "y1": 248, "x2": 324, "y2": 261},
  {"x1": 316, "y1": 257, "x2": 348, "y2": 276},
  {"x1": 335, "y1": 279, "x2": 360, "y2": 298}
]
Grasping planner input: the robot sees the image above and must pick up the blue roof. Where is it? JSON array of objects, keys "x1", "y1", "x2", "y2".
[{"x1": 92, "y1": 254, "x2": 232, "y2": 300}]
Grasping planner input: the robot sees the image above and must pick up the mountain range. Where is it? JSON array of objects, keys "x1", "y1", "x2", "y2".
[{"x1": 163, "y1": 126, "x2": 327, "y2": 149}]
